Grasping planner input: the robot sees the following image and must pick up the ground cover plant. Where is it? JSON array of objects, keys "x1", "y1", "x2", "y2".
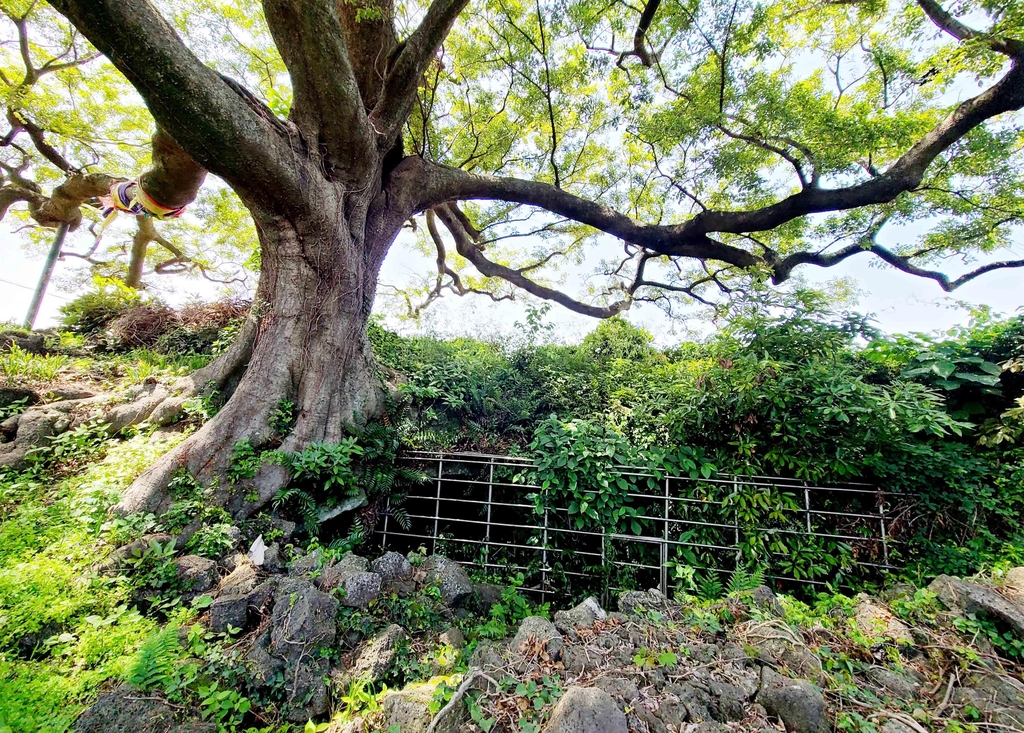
[{"x1": 1, "y1": 299, "x2": 1024, "y2": 731}]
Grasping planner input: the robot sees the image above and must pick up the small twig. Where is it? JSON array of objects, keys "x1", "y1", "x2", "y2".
[
  {"x1": 868, "y1": 711, "x2": 931, "y2": 733},
  {"x1": 425, "y1": 670, "x2": 498, "y2": 733},
  {"x1": 933, "y1": 669, "x2": 957, "y2": 717}
]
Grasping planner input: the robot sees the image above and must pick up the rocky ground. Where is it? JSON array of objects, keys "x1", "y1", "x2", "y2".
[{"x1": 72, "y1": 537, "x2": 1024, "y2": 733}]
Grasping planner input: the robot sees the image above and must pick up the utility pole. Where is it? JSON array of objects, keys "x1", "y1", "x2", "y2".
[{"x1": 23, "y1": 222, "x2": 70, "y2": 331}]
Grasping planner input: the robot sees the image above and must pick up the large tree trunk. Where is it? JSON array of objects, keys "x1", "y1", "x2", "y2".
[{"x1": 117, "y1": 194, "x2": 389, "y2": 517}]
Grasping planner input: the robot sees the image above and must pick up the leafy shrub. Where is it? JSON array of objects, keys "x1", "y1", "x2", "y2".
[
  {"x1": 186, "y1": 524, "x2": 237, "y2": 559},
  {"x1": 156, "y1": 299, "x2": 249, "y2": 355},
  {"x1": 59, "y1": 277, "x2": 142, "y2": 335}
]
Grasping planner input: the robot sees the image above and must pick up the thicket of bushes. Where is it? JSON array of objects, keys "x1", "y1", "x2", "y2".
[
  {"x1": 58, "y1": 277, "x2": 248, "y2": 355},
  {"x1": 370, "y1": 305, "x2": 1024, "y2": 581},
  {"x1": 49, "y1": 285, "x2": 1024, "y2": 582}
]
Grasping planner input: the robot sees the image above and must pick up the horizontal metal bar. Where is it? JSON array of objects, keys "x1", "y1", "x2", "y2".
[
  {"x1": 376, "y1": 528, "x2": 602, "y2": 559},
  {"x1": 403, "y1": 494, "x2": 538, "y2": 511}
]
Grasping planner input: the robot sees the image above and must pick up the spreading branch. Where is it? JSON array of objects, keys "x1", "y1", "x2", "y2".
[
  {"x1": 915, "y1": 0, "x2": 1023, "y2": 56},
  {"x1": 405, "y1": 47, "x2": 1024, "y2": 292},
  {"x1": 778, "y1": 221, "x2": 1024, "y2": 292},
  {"x1": 619, "y1": 0, "x2": 661, "y2": 67},
  {"x1": 49, "y1": 0, "x2": 305, "y2": 212},
  {"x1": 372, "y1": 0, "x2": 470, "y2": 144},
  {"x1": 434, "y1": 203, "x2": 632, "y2": 318}
]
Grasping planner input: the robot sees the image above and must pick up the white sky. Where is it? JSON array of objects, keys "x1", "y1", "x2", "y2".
[{"x1": 2, "y1": 219, "x2": 1020, "y2": 344}]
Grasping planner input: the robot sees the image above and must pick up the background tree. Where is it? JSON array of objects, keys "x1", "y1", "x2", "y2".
[
  {"x1": 1, "y1": 0, "x2": 1020, "y2": 519},
  {"x1": 0, "y1": 2, "x2": 256, "y2": 290}
]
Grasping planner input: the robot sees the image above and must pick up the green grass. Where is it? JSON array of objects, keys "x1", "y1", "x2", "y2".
[
  {"x1": 0, "y1": 344, "x2": 73, "y2": 382},
  {"x1": 0, "y1": 431, "x2": 187, "y2": 733}
]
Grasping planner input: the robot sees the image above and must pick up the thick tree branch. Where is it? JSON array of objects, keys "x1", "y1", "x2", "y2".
[
  {"x1": 915, "y1": 0, "x2": 1023, "y2": 56},
  {"x1": 619, "y1": 0, "x2": 661, "y2": 67},
  {"x1": 49, "y1": 0, "x2": 305, "y2": 212},
  {"x1": 413, "y1": 160, "x2": 765, "y2": 266},
  {"x1": 372, "y1": 0, "x2": 470, "y2": 144},
  {"x1": 0, "y1": 185, "x2": 39, "y2": 220},
  {"x1": 411, "y1": 50, "x2": 1024, "y2": 276},
  {"x1": 785, "y1": 237, "x2": 1024, "y2": 292},
  {"x1": 5, "y1": 111, "x2": 75, "y2": 172},
  {"x1": 261, "y1": 0, "x2": 373, "y2": 178}
]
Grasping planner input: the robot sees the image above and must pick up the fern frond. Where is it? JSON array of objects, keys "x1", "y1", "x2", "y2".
[
  {"x1": 727, "y1": 565, "x2": 766, "y2": 595},
  {"x1": 389, "y1": 505, "x2": 412, "y2": 531},
  {"x1": 128, "y1": 626, "x2": 180, "y2": 692},
  {"x1": 698, "y1": 572, "x2": 724, "y2": 601},
  {"x1": 727, "y1": 566, "x2": 751, "y2": 596}
]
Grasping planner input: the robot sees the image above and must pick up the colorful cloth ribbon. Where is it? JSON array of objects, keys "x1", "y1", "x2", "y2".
[{"x1": 97, "y1": 179, "x2": 187, "y2": 236}]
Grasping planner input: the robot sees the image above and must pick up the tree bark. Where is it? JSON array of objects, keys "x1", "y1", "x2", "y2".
[{"x1": 115, "y1": 196, "x2": 388, "y2": 517}]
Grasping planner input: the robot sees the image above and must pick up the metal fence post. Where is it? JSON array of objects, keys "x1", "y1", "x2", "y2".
[
  {"x1": 542, "y1": 503, "x2": 550, "y2": 604},
  {"x1": 484, "y1": 458, "x2": 494, "y2": 568},
  {"x1": 733, "y1": 475, "x2": 741, "y2": 570},
  {"x1": 879, "y1": 492, "x2": 890, "y2": 568},
  {"x1": 804, "y1": 484, "x2": 813, "y2": 534},
  {"x1": 433, "y1": 456, "x2": 443, "y2": 555},
  {"x1": 661, "y1": 475, "x2": 670, "y2": 595},
  {"x1": 600, "y1": 528, "x2": 608, "y2": 608}
]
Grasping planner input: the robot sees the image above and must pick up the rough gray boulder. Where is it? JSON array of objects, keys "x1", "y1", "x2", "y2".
[
  {"x1": 313, "y1": 554, "x2": 381, "y2": 607},
  {"x1": 173, "y1": 555, "x2": 219, "y2": 602},
  {"x1": 751, "y1": 585, "x2": 785, "y2": 617},
  {"x1": 420, "y1": 555, "x2": 474, "y2": 607},
  {"x1": 880, "y1": 721, "x2": 918, "y2": 733},
  {"x1": 262, "y1": 543, "x2": 284, "y2": 574},
  {"x1": 953, "y1": 672, "x2": 1024, "y2": 729},
  {"x1": 242, "y1": 631, "x2": 285, "y2": 686},
  {"x1": 854, "y1": 597, "x2": 914, "y2": 645},
  {"x1": 339, "y1": 571, "x2": 383, "y2": 608},
  {"x1": 383, "y1": 680, "x2": 467, "y2": 733},
  {"x1": 74, "y1": 684, "x2": 215, "y2": 733},
  {"x1": 593, "y1": 676, "x2": 639, "y2": 702},
  {"x1": 756, "y1": 667, "x2": 828, "y2": 733},
  {"x1": 929, "y1": 575, "x2": 1024, "y2": 638},
  {"x1": 618, "y1": 588, "x2": 676, "y2": 616},
  {"x1": 866, "y1": 667, "x2": 919, "y2": 699},
  {"x1": 1005, "y1": 567, "x2": 1024, "y2": 596},
  {"x1": 710, "y1": 680, "x2": 748, "y2": 722},
  {"x1": 214, "y1": 559, "x2": 255, "y2": 595},
  {"x1": 511, "y1": 615, "x2": 564, "y2": 661},
  {"x1": 288, "y1": 549, "x2": 323, "y2": 576},
  {"x1": 371, "y1": 551, "x2": 413, "y2": 583},
  {"x1": 335, "y1": 624, "x2": 409, "y2": 686},
  {"x1": 208, "y1": 563, "x2": 272, "y2": 634},
  {"x1": 314, "y1": 553, "x2": 367, "y2": 590},
  {"x1": 665, "y1": 681, "x2": 712, "y2": 722},
  {"x1": 545, "y1": 686, "x2": 628, "y2": 733},
  {"x1": 440, "y1": 626, "x2": 465, "y2": 649},
  {"x1": 742, "y1": 619, "x2": 823, "y2": 684},
  {"x1": 554, "y1": 596, "x2": 606, "y2": 633},
  {"x1": 472, "y1": 582, "x2": 504, "y2": 613},
  {"x1": 469, "y1": 640, "x2": 504, "y2": 675},
  {"x1": 267, "y1": 578, "x2": 339, "y2": 721}
]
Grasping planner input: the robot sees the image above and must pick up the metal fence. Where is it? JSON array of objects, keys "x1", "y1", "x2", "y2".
[{"x1": 375, "y1": 451, "x2": 897, "y2": 604}]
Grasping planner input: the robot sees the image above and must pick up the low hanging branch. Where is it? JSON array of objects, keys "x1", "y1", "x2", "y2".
[{"x1": 433, "y1": 203, "x2": 635, "y2": 318}]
